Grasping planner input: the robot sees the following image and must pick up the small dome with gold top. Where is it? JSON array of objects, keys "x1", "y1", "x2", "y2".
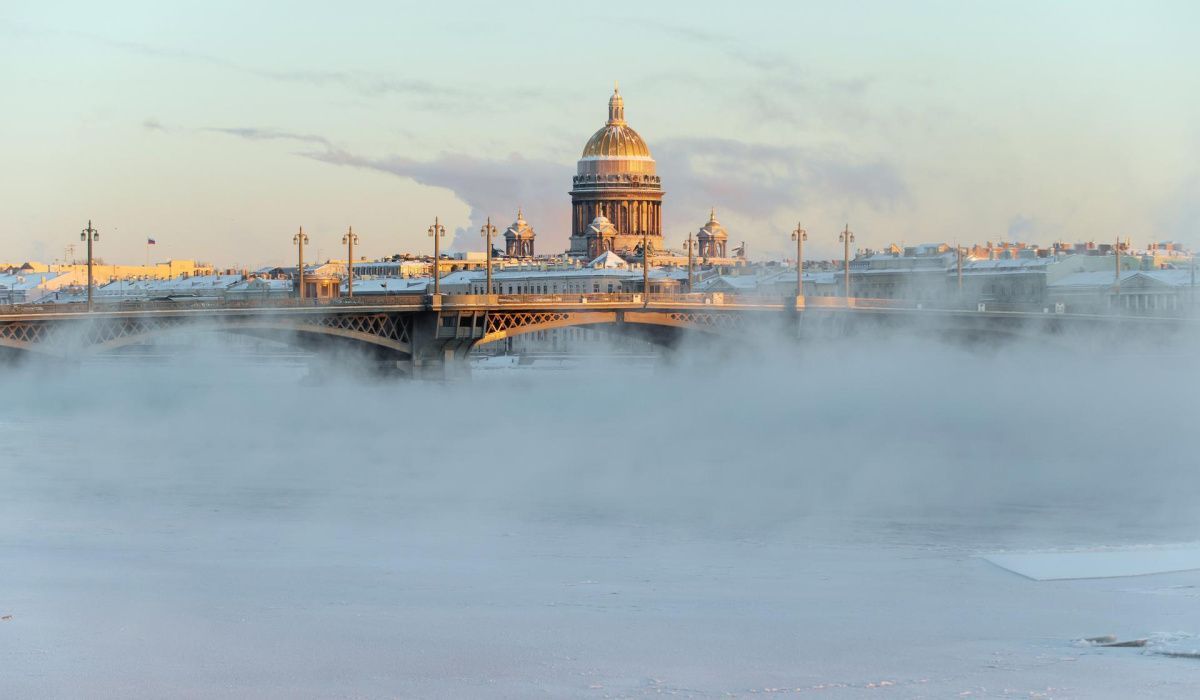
[
  {"x1": 581, "y1": 84, "x2": 652, "y2": 160},
  {"x1": 697, "y1": 208, "x2": 729, "y2": 258},
  {"x1": 696, "y1": 209, "x2": 728, "y2": 242}
]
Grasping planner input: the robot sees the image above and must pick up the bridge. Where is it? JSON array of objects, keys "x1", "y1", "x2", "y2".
[{"x1": 0, "y1": 293, "x2": 1190, "y2": 376}]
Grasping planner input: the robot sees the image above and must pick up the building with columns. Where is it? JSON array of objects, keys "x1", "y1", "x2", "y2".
[
  {"x1": 568, "y1": 85, "x2": 664, "y2": 259},
  {"x1": 504, "y1": 209, "x2": 535, "y2": 257},
  {"x1": 696, "y1": 209, "x2": 729, "y2": 258}
]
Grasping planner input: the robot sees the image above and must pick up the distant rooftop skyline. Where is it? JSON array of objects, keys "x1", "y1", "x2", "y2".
[{"x1": 1, "y1": 1, "x2": 1197, "y2": 268}]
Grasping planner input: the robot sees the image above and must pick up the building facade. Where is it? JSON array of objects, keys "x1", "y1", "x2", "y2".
[
  {"x1": 504, "y1": 210, "x2": 536, "y2": 257},
  {"x1": 568, "y1": 86, "x2": 664, "y2": 259},
  {"x1": 696, "y1": 209, "x2": 729, "y2": 258}
]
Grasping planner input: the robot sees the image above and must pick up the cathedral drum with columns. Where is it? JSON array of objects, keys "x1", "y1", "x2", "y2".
[{"x1": 568, "y1": 85, "x2": 664, "y2": 259}]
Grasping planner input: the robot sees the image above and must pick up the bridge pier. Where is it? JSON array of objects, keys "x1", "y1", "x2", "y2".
[{"x1": 407, "y1": 352, "x2": 470, "y2": 381}]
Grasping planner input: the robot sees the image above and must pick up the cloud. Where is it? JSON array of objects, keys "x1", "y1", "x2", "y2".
[
  {"x1": 305, "y1": 149, "x2": 573, "y2": 252},
  {"x1": 1006, "y1": 214, "x2": 1038, "y2": 239},
  {"x1": 207, "y1": 127, "x2": 906, "y2": 256},
  {"x1": 304, "y1": 140, "x2": 907, "y2": 255},
  {"x1": 84, "y1": 29, "x2": 550, "y2": 111},
  {"x1": 1156, "y1": 169, "x2": 1200, "y2": 247},
  {"x1": 654, "y1": 137, "x2": 909, "y2": 229},
  {"x1": 205, "y1": 127, "x2": 331, "y2": 147},
  {"x1": 1004, "y1": 214, "x2": 1075, "y2": 244},
  {"x1": 648, "y1": 21, "x2": 799, "y2": 77},
  {"x1": 206, "y1": 116, "x2": 902, "y2": 255},
  {"x1": 251, "y1": 69, "x2": 472, "y2": 107}
]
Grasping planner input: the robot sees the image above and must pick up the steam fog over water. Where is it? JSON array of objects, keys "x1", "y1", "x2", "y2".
[{"x1": 2, "y1": 329, "x2": 1200, "y2": 697}]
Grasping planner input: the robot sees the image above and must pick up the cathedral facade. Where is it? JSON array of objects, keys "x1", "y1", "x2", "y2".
[{"x1": 568, "y1": 86, "x2": 664, "y2": 259}]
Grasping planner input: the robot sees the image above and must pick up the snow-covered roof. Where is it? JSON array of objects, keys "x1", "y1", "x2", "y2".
[
  {"x1": 1048, "y1": 270, "x2": 1138, "y2": 288},
  {"x1": 764, "y1": 270, "x2": 839, "y2": 284},
  {"x1": 1140, "y1": 270, "x2": 1198, "y2": 287},
  {"x1": 696, "y1": 275, "x2": 762, "y2": 291},
  {"x1": 962, "y1": 258, "x2": 1052, "y2": 272},
  {"x1": 1047, "y1": 270, "x2": 1196, "y2": 289},
  {"x1": 228, "y1": 278, "x2": 294, "y2": 291},
  {"x1": 348, "y1": 277, "x2": 431, "y2": 293},
  {"x1": 588, "y1": 251, "x2": 628, "y2": 269},
  {"x1": 0, "y1": 272, "x2": 65, "y2": 290},
  {"x1": 437, "y1": 270, "x2": 480, "y2": 286},
  {"x1": 91, "y1": 274, "x2": 242, "y2": 296}
]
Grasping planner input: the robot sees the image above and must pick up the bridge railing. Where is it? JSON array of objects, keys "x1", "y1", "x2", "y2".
[
  {"x1": 5, "y1": 293, "x2": 1197, "y2": 322},
  {"x1": 0, "y1": 294, "x2": 429, "y2": 316},
  {"x1": 440, "y1": 293, "x2": 644, "y2": 307}
]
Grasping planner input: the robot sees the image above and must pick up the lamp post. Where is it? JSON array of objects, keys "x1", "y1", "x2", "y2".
[
  {"x1": 480, "y1": 217, "x2": 496, "y2": 295},
  {"x1": 956, "y1": 241, "x2": 963, "y2": 296},
  {"x1": 80, "y1": 220, "x2": 99, "y2": 312},
  {"x1": 839, "y1": 224, "x2": 855, "y2": 298},
  {"x1": 642, "y1": 227, "x2": 650, "y2": 306},
  {"x1": 791, "y1": 222, "x2": 807, "y2": 298},
  {"x1": 684, "y1": 232, "x2": 695, "y2": 292},
  {"x1": 428, "y1": 217, "x2": 445, "y2": 295},
  {"x1": 342, "y1": 226, "x2": 358, "y2": 298},
  {"x1": 293, "y1": 227, "x2": 308, "y2": 300},
  {"x1": 1114, "y1": 236, "x2": 1122, "y2": 304}
]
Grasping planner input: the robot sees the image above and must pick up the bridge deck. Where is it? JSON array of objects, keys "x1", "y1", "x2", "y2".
[{"x1": 0, "y1": 293, "x2": 1191, "y2": 326}]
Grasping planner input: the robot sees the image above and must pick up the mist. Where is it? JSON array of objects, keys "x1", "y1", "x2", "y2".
[{"x1": 2, "y1": 326, "x2": 1199, "y2": 696}]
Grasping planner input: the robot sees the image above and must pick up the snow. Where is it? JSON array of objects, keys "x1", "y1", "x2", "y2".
[
  {"x1": 984, "y1": 546, "x2": 1200, "y2": 580},
  {"x1": 344, "y1": 276, "x2": 431, "y2": 294},
  {"x1": 588, "y1": 250, "x2": 628, "y2": 269}
]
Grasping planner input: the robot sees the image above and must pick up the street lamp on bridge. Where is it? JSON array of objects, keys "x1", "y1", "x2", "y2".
[
  {"x1": 683, "y1": 232, "x2": 696, "y2": 292},
  {"x1": 1114, "y1": 235, "x2": 1123, "y2": 299},
  {"x1": 641, "y1": 226, "x2": 651, "y2": 306},
  {"x1": 839, "y1": 224, "x2": 855, "y2": 298},
  {"x1": 427, "y1": 217, "x2": 445, "y2": 296},
  {"x1": 791, "y1": 223, "x2": 807, "y2": 298},
  {"x1": 342, "y1": 227, "x2": 358, "y2": 298},
  {"x1": 80, "y1": 220, "x2": 99, "y2": 312},
  {"x1": 293, "y1": 227, "x2": 308, "y2": 300},
  {"x1": 480, "y1": 217, "x2": 496, "y2": 295}
]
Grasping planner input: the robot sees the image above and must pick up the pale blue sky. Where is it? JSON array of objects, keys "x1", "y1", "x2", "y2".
[{"x1": 2, "y1": 1, "x2": 1197, "y2": 266}]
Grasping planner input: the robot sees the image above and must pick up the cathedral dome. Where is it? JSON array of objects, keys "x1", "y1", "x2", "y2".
[
  {"x1": 568, "y1": 85, "x2": 664, "y2": 260},
  {"x1": 581, "y1": 86, "x2": 652, "y2": 160}
]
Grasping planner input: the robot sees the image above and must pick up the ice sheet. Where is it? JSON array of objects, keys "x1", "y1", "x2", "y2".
[{"x1": 985, "y1": 546, "x2": 1200, "y2": 580}]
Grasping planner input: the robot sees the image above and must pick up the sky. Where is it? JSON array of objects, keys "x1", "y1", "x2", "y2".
[{"x1": 1, "y1": 0, "x2": 1197, "y2": 267}]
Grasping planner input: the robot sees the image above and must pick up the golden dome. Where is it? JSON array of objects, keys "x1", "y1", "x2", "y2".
[{"x1": 581, "y1": 85, "x2": 652, "y2": 160}]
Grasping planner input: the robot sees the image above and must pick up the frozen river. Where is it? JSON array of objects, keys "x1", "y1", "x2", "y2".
[{"x1": 2, "y1": 337, "x2": 1199, "y2": 697}]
